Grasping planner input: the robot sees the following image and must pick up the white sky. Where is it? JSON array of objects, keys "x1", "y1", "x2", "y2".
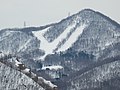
[{"x1": 0, "y1": 0, "x2": 120, "y2": 29}]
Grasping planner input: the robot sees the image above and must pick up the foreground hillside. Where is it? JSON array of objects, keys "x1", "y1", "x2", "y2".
[{"x1": 0, "y1": 62, "x2": 45, "y2": 90}]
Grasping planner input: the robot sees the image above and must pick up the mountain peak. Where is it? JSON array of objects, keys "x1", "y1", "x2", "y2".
[
  {"x1": 77, "y1": 8, "x2": 120, "y2": 27},
  {"x1": 80, "y1": 8, "x2": 96, "y2": 13}
]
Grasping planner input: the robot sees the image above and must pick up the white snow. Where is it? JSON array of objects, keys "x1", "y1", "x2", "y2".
[
  {"x1": 43, "y1": 80, "x2": 57, "y2": 88},
  {"x1": 0, "y1": 31, "x2": 12, "y2": 41},
  {"x1": 42, "y1": 65, "x2": 63, "y2": 70},
  {"x1": 57, "y1": 24, "x2": 87, "y2": 52},
  {"x1": 15, "y1": 60, "x2": 22, "y2": 67},
  {"x1": 32, "y1": 23, "x2": 86, "y2": 60},
  {"x1": 0, "y1": 53, "x2": 57, "y2": 89},
  {"x1": 31, "y1": 72, "x2": 37, "y2": 79},
  {"x1": 105, "y1": 42, "x2": 113, "y2": 47},
  {"x1": 0, "y1": 52, "x2": 5, "y2": 58},
  {"x1": 32, "y1": 24, "x2": 76, "y2": 59},
  {"x1": 32, "y1": 27, "x2": 50, "y2": 59},
  {"x1": 38, "y1": 77, "x2": 57, "y2": 88},
  {"x1": 18, "y1": 39, "x2": 31, "y2": 52},
  {"x1": 22, "y1": 68, "x2": 30, "y2": 74}
]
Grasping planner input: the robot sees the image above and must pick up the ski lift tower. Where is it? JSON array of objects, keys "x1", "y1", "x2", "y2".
[
  {"x1": 24, "y1": 21, "x2": 26, "y2": 28},
  {"x1": 68, "y1": 12, "x2": 70, "y2": 17}
]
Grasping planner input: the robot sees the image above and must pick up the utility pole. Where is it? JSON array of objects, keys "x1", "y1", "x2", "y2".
[
  {"x1": 68, "y1": 12, "x2": 70, "y2": 17},
  {"x1": 24, "y1": 21, "x2": 26, "y2": 28}
]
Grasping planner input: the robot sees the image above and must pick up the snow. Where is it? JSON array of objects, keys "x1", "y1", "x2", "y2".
[
  {"x1": 22, "y1": 68, "x2": 30, "y2": 74},
  {"x1": 0, "y1": 62, "x2": 45, "y2": 90},
  {"x1": 38, "y1": 77, "x2": 57, "y2": 88},
  {"x1": 18, "y1": 39, "x2": 31, "y2": 52},
  {"x1": 0, "y1": 53, "x2": 57, "y2": 89},
  {"x1": 57, "y1": 24, "x2": 87, "y2": 52},
  {"x1": 15, "y1": 60, "x2": 22, "y2": 67},
  {"x1": 43, "y1": 80, "x2": 57, "y2": 88},
  {"x1": 42, "y1": 65, "x2": 63, "y2": 70},
  {"x1": 32, "y1": 23, "x2": 86, "y2": 60},
  {"x1": 32, "y1": 27, "x2": 50, "y2": 59},
  {"x1": 105, "y1": 42, "x2": 113, "y2": 47},
  {"x1": 0, "y1": 52, "x2": 11, "y2": 59},
  {"x1": 0, "y1": 31, "x2": 12, "y2": 41},
  {"x1": 31, "y1": 72, "x2": 37, "y2": 79},
  {"x1": 0, "y1": 52, "x2": 5, "y2": 58},
  {"x1": 32, "y1": 24, "x2": 76, "y2": 59}
]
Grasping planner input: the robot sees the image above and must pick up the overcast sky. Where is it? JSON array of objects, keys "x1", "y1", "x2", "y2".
[{"x1": 0, "y1": 0, "x2": 120, "y2": 29}]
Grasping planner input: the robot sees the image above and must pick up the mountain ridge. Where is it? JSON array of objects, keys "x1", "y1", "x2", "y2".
[
  {"x1": 0, "y1": 9, "x2": 120, "y2": 61},
  {"x1": 0, "y1": 8, "x2": 120, "y2": 90}
]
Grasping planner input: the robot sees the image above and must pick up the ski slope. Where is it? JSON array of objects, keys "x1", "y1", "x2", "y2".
[{"x1": 32, "y1": 23, "x2": 86, "y2": 60}]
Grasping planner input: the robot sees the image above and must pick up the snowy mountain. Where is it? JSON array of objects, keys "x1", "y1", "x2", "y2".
[
  {"x1": 0, "y1": 53, "x2": 58, "y2": 90},
  {"x1": 0, "y1": 9, "x2": 120, "y2": 90},
  {"x1": 0, "y1": 9, "x2": 120, "y2": 61},
  {"x1": 0, "y1": 9, "x2": 120, "y2": 59},
  {"x1": 0, "y1": 62, "x2": 45, "y2": 90},
  {"x1": 66, "y1": 56, "x2": 120, "y2": 90}
]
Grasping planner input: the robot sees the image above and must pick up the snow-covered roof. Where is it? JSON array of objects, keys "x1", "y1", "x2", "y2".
[{"x1": 42, "y1": 65, "x2": 63, "y2": 70}]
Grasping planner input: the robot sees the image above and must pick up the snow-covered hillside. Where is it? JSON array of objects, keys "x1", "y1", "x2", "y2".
[
  {"x1": 0, "y1": 62, "x2": 45, "y2": 90},
  {"x1": 0, "y1": 8, "x2": 120, "y2": 90},
  {"x1": 32, "y1": 23, "x2": 87, "y2": 59},
  {"x1": 0, "y1": 52, "x2": 58, "y2": 90},
  {"x1": 32, "y1": 9, "x2": 120, "y2": 60},
  {"x1": 68, "y1": 60, "x2": 120, "y2": 90},
  {"x1": 0, "y1": 9, "x2": 120, "y2": 61}
]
